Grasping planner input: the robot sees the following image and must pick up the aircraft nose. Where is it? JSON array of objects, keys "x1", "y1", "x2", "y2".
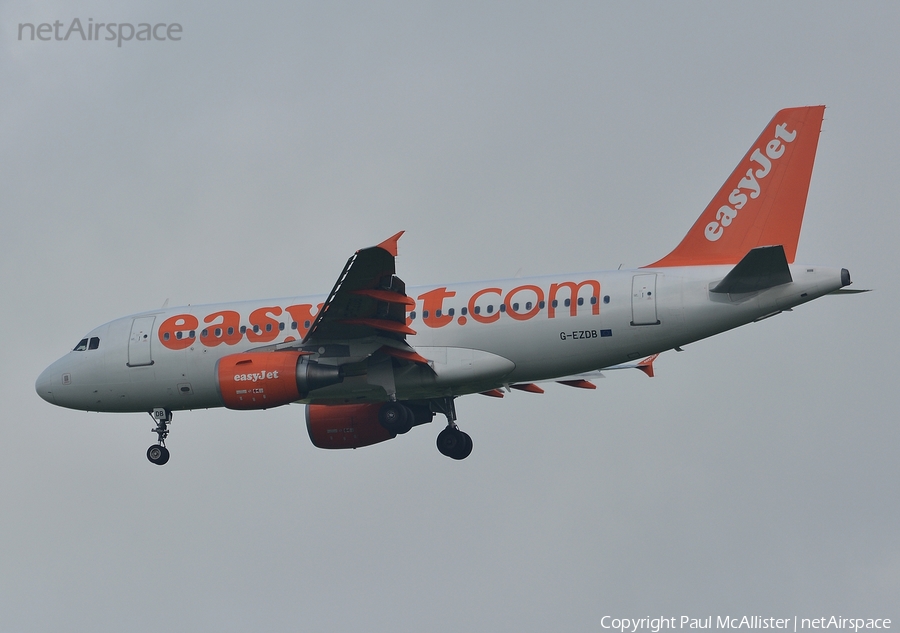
[{"x1": 35, "y1": 364, "x2": 58, "y2": 405}]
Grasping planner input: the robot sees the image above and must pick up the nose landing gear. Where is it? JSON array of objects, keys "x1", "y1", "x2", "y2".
[{"x1": 147, "y1": 408, "x2": 171, "y2": 466}]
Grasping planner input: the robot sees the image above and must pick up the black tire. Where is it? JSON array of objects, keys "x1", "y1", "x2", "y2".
[
  {"x1": 436, "y1": 427, "x2": 471, "y2": 459},
  {"x1": 147, "y1": 445, "x2": 164, "y2": 465},
  {"x1": 157, "y1": 446, "x2": 170, "y2": 465},
  {"x1": 379, "y1": 402, "x2": 412, "y2": 435},
  {"x1": 456, "y1": 432, "x2": 473, "y2": 460}
]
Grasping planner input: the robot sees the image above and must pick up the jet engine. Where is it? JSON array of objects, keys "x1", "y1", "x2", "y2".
[
  {"x1": 216, "y1": 351, "x2": 343, "y2": 410},
  {"x1": 306, "y1": 402, "x2": 435, "y2": 449}
]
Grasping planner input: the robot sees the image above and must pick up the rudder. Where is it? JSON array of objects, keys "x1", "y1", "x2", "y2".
[{"x1": 646, "y1": 106, "x2": 825, "y2": 267}]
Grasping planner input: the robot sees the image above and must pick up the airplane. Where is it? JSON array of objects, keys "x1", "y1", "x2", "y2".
[{"x1": 35, "y1": 105, "x2": 861, "y2": 465}]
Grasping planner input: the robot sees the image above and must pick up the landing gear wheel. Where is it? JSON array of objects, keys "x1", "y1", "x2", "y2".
[
  {"x1": 436, "y1": 426, "x2": 473, "y2": 460},
  {"x1": 459, "y1": 431, "x2": 473, "y2": 460},
  {"x1": 147, "y1": 408, "x2": 172, "y2": 465},
  {"x1": 379, "y1": 402, "x2": 413, "y2": 435},
  {"x1": 147, "y1": 445, "x2": 170, "y2": 465}
]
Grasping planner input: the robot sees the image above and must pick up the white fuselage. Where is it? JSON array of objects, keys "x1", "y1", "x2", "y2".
[{"x1": 35, "y1": 264, "x2": 845, "y2": 414}]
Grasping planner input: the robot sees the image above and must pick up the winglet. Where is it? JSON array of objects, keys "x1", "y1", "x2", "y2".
[
  {"x1": 636, "y1": 354, "x2": 658, "y2": 378},
  {"x1": 376, "y1": 231, "x2": 405, "y2": 257},
  {"x1": 646, "y1": 106, "x2": 825, "y2": 268}
]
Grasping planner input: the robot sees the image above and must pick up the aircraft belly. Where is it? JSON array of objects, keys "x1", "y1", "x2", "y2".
[{"x1": 415, "y1": 347, "x2": 515, "y2": 385}]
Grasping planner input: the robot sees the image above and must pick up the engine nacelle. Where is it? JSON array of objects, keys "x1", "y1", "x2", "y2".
[
  {"x1": 216, "y1": 352, "x2": 343, "y2": 410},
  {"x1": 306, "y1": 403, "x2": 395, "y2": 449}
]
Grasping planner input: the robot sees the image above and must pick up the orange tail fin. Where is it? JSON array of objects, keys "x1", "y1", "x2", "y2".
[{"x1": 646, "y1": 106, "x2": 825, "y2": 268}]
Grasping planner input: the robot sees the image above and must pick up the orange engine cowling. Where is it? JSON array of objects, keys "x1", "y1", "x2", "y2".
[
  {"x1": 306, "y1": 403, "x2": 395, "y2": 449},
  {"x1": 216, "y1": 352, "x2": 343, "y2": 410}
]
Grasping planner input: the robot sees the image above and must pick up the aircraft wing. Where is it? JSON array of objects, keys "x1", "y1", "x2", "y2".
[
  {"x1": 265, "y1": 232, "x2": 434, "y2": 374},
  {"x1": 552, "y1": 354, "x2": 658, "y2": 382},
  {"x1": 302, "y1": 231, "x2": 416, "y2": 344},
  {"x1": 488, "y1": 354, "x2": 659, "y2": 397}
]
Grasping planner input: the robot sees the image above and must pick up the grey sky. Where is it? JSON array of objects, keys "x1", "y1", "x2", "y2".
[{"x1": 1, "y1": 2, "x2": 897, "y2": 631}]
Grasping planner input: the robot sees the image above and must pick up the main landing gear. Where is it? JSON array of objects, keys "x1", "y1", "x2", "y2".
[
  {"x1": 377, "y1": 398, "x2": 473, "y2": 460},
  {"x1": 436, "y1": 426, "x2": 472, "y2": 460},
  {"x1": 147, "y1": 408, "x2": 171, "y2": 466},
  {"x1": 432, "y1": 398, "x2": 472, "y2": 461}
]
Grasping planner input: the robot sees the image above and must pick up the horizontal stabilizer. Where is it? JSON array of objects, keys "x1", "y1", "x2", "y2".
[
  {"x1": 711, "y1": 245, "x2": 792, "y2": 294},
  {"x1": 829, "y1": 288, "x2": 872, "y2": 295}
]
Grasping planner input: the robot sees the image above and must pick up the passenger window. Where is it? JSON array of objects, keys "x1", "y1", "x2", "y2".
[
  {"x1": 88, "y1": 337, "x2": 100, "y2": 350},
  {"x1": 73, "y1": 338, "x2": 88, "y2": 351}
]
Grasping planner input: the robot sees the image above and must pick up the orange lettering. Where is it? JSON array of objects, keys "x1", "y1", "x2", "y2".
[
  {"x1": 548, "y1": 280, "x2": 601, "y2": 318},
  {"x1": 158, "y1": 313, "x2": 199, "y2": 350},
  {"x1": 247, "y1": 306, "x2": 283, "y2": 343},
  {"x1": 504, "y1": 285, "x2": 544, "y2": 321},
  {"x1": 201, "y1": 310, "x2": 242, "y2": 347},
  {"x1": 284, "y1": 303, "x2": 322, "y2": 338},
  {"x1": 418, "y1": 287, "x2": 456, "y2": 328},
  {"x1": 468, "y1": 287, "x2": 502, "y2": 324}
]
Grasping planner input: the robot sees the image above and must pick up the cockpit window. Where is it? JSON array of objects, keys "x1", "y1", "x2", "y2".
[{"x1": 73, "y1": 337, "x2": 101, "y2": 351}]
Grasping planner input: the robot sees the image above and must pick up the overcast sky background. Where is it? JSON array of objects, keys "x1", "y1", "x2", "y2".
[{"x1": 1, "y1": 2, "x2": 897, "y2": 632}]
